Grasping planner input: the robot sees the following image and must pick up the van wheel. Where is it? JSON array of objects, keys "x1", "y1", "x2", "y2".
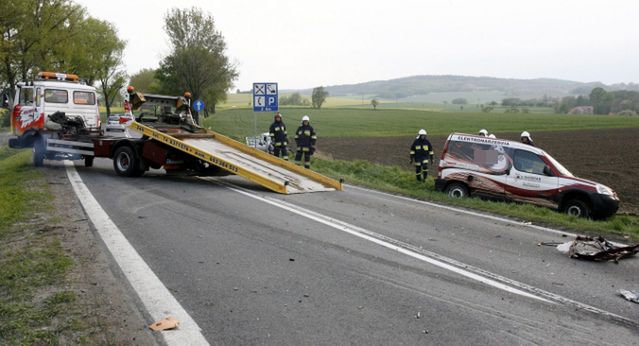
[
  {"x1": 84, "y1": 156, "x2": 94, "y2": 168},
  {"x1": 446, "y1": 182, "x2": 469, "y2": 198},
  {"x1": 113, "y1": 146, "x2": 142, "y2": 177},
  {"x1": 563, "y1": 198, "x2": 591, "y2": 218},
  {"x1": 33, "y1": 137, "x2": 45, "y2": 167}
]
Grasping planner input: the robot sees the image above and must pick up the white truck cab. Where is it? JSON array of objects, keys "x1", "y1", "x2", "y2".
[{"x1": 7, "y1": 72, "x2": 100, "y2": 147}]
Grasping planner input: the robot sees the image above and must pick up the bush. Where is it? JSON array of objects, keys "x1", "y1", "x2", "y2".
[
  {"x1": 617, "y1": 109, "x2": 637, "y2": 116},
  {"x1": 0, "y1": 109, "x2": 10, "y2": 128}
]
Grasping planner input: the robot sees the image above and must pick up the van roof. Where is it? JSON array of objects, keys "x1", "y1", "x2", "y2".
[{"x1": 448, "y1": 132, "x2": 546, "y2": 155}]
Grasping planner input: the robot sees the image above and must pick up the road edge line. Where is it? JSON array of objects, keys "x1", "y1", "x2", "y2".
[{"x1": 65, "y1": 162, "x2": 209, "y2": 346}]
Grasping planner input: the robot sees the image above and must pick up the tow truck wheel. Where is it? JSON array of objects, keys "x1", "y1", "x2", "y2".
[
  {"x1": 113, "y1": 146, "x2": 141, "y2": 177},
  {"x1": 84, "y1": 156, "x2": 94, "y2": 168},
  {"x1": 446, "y1": 182, "x2": 469, "y2": 198},
  {"x1": 33, "y1": 137, "x2": 45, "y2": 167},
  {"x1": 563, "y1": 198, "x2": 591, "y2": 218}
]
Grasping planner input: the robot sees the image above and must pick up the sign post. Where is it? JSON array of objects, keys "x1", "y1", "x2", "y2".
[{"x1": 252, "y1": 82, "x2": 278, "y2": 147}]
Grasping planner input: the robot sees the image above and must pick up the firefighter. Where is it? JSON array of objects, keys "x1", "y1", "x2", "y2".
[
  {"x1": 520, "y1": 131, "x2": 535, "y2": 146},
  {"x1": 410, "y1": 129, "x2": 434, "y2": 181},
  {"x1": 294, "y1": 115, "x2": 316, "y2": 168},
  {"x1": 269, "y1": 112, "x2": 289, "y2": 160},
  {"x1": 478, "y1": 129, "x2": 488, "y2": 137}
]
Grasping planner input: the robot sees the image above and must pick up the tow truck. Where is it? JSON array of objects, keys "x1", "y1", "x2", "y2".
[{"x1": 4, "y1": 72, "x2": 341, "y2": 194}]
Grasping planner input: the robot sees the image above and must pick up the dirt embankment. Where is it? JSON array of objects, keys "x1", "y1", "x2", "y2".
[{"x1": 319, "y1": 128, "x2": 639, "y2": 215}]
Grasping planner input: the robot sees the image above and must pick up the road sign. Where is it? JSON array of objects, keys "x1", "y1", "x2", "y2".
[
  {"x1": 253, "y1": 82, "x2": 278, "y2": 112},
  {"x1": 193, "y1": 99, "x2": 205, "y2": 112}
]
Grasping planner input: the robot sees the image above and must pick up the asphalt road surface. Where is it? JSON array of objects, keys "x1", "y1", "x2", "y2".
[{"x1": 69, "y1": 158, "x2": 638, "y2": 345}]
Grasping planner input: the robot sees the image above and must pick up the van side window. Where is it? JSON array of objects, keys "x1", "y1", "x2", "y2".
[
  {"x1": 73, "y1": 91, "x2": 96, "y2": 105},
  {"x1": 44, "y1": 89, "x2": 68, "y2": 103},
  {"x1": 513, "y1": 149, "x2": 546, "y2": 175}
]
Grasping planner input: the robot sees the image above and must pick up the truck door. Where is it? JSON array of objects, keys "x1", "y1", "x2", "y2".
[
  {"x1": 13, "y1": 86, "x2": 35, "y2": 135},
  {"x1": 507, "y1": 149, "x2": 559, "y2": 208}
]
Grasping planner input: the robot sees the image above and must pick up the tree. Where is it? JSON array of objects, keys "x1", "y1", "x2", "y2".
[
  {"x1": 371, "y1": 98, "x2": 379, "y2": 110},
  {"x1": 90, "y1": 21, "x2": 126, "y2": 116},
  {"x1": 311, "y1": 86, "x2": 328, "y2": 109},
  {"x1": 156, "y1": 7, "x2": 238, "y2": 121},
  {"x1": 451, "y1": 98, "x2": 467, "y2": 105},
  {"x1": 129, "y1": 68, "x2": 162, "y2": 94},
  {"x1": 0, "y1": 0, "x2": 86, "y2": 97}
]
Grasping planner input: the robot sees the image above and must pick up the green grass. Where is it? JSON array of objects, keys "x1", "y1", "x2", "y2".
[
  {"x1": 202, "y1": 107, "x2": 639, "y2": 139},
  {"x1": 0, "y1": 147, "x2": 85, "y2": 344},
  {"x1": 312, "y1": 158, "x2": 639, "y2": 241}
]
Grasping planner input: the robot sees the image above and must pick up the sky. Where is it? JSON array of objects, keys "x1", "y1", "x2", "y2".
[{"x1": 79, "y1": 0, "x2": 639, "y2": 90}]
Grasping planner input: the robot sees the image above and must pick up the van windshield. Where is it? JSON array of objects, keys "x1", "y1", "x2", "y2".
[{"x1": 545, "y1": 152, "x2": 573, "y2": 177}]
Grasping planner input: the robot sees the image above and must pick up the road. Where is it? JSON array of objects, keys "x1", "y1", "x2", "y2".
[{"x1": 71, "y1": 158, "x2": 638, "y2": 345}]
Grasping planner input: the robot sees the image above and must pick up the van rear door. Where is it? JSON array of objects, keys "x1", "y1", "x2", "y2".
[{"x1": 506, "y1": 149, "x2": 559, "y2": 208}]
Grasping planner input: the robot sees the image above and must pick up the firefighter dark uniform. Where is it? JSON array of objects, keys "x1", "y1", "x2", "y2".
[
  {"x1": 269, "y1": 114, "x2": 289, "y2": 160},
  {"x1": 410, "y1": 131, "x2": 434, "y2": 181},
  {"x1": 294, "y1": 116, "x2": 316, "y2": 169}
]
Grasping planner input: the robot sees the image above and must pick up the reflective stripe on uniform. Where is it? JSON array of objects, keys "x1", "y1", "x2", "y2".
[
  {"x1": 302, "y1": 147, "x2": 310, "y2": 152},
  {"x1": 429, "y1": 151, "x2": 434, "y2": 155},
  {"x1": 415, "y1": 162, "x2": 421, "y2": 166},
  {"x1": 311, "y1": 135, "x2": 317, "y2": 139},
  {"x1": 274, "y1": 142, "x2": 282, "y2": 146},
  {"x1": 410, "y1": 151, "x2": 415, "y2": 154}
]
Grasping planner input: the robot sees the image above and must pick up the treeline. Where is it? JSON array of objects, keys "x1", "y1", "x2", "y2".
[
  {"x1": 0, "y1": 0, "x2": 127, "y2": 114},
  {"x1": 280, "y1": 92, "x2": 310, "y2": 106},
  {"x1": 554, "y1": 88, "x2": 639, "y2": 115}
]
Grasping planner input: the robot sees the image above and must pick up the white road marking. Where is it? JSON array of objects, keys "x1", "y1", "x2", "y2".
[
  {"x1": 65, "y1": 162, "x2": 209, "y2": 346},
  {"x1": 346, "y1": 185, "x2": 628, "y2": 246},
  {"x1": 213, "y1": 180, "x2": 636, "y2": 328}
]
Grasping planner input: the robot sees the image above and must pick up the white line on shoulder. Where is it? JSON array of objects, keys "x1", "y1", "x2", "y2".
[{"x1": 65, "y1": 161, "x2": 209, "y2": 346}]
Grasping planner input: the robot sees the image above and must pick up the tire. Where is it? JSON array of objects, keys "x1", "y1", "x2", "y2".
[
  {"x1": 84, "y1": 156, "x2": 94, "y2": 168},
  {"x1": 445, "y1": 182, "x2": 469, "y2": 198},
  {"x1": 113, "y1": 146, "x2": 142, "y2": 177},
  {"x1": 562, "y1": 198, "x2": 591, "y2": 218},
  {"x1": 33, "y1": 136, "x2": 45, "y2": 167}
]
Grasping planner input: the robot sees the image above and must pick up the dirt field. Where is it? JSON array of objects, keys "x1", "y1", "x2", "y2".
[{"x1": 318, "y1": 128, "x2": 639, "y2": 215}]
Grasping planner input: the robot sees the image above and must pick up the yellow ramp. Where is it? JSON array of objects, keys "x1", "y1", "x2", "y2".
[{"x1": 128, "y1": 122, "x2": 342, "y2": 194}]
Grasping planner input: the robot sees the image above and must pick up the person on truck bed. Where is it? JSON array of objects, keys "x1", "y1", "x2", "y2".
[
  {"x1": 294, "y1": 115, "x2": 316, "y2": 169},
  {"x1": 478, "y1": 129, "x2": 488, "y2": 137},
  {"x1": 269, "y1": 112, "x2": 289, "y2": 160},
  {"x1": 520, "y1": 131, "x2": 535, "y2": 146},
  {"x1": 410, "y1": 129, "x2": 434, "y2": 182}
]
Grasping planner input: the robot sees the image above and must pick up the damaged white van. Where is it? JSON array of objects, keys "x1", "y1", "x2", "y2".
[{"x1": 435, "y1": 133, "x2": 619, "y2": 219}]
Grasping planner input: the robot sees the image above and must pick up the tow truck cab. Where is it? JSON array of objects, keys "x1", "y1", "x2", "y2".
[{"x1": 6, "y1": 71, "x2": 100, "y2": 149}]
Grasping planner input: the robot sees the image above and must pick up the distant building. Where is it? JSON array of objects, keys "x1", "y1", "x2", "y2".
[{"x1": 568, "y1": 106, "x2": 594, "y2": 115}]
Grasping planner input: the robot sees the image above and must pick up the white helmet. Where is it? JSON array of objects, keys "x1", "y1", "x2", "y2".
[
  {"x1": 521, "y1": 131, "x2": 531, "y2": 139},
  {"x1": 302, "y1": 115, "x2": 310, "y2": 122},
  {"x1": 488, "y1": 134, "x2": 496, "y2": 138},
  {"x1": 479, "y1": 129, "x2": 488, "y2": 136},
  {"x1": 418, "y1": 129, "x2": 427, "y2": 136}
]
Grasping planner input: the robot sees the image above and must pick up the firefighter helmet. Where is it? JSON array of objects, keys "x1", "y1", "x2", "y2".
[
  {"x1": 302, "y1": 115, "x2": 310, "y2": 122},
  {"x1": 479, "y1": 129, "x2": 488, "y2": 136},
  {"x1": 418, "y1": 129, "x2": 427, "y2": 136},
  {"x1": 521, "y1": 131, "x2": 531, "y2": 139}
]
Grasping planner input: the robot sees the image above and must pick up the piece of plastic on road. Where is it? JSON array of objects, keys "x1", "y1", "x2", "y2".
[
  {"x1": 617, "y1": 289, "x2": 639, "y2": 304},
  {"x1": 148, "y1": 316, "x2": 180, "y2": 331},
  {"x1": 556, "y1": 242, "x2": 571, "y2": 254}
]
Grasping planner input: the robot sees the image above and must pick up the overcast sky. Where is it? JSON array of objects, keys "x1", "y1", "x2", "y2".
[{"x1": 80, "y1": 0, "x2": 639, "y2": 90}]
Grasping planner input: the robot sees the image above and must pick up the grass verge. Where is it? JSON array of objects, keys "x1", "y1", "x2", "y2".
[
  {"x1": 312, "y1": 158, "x2": 639, "y2": 242},
  {"x1": 0, "y1": 147, "x2": 86, "y2": 344}
]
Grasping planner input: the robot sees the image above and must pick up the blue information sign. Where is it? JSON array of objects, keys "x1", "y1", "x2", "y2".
[
  {"x1": 253, "y1": 82, "x2": 278, "y2": 112},
  {"x1": 193, "y1": 99, "x2": 205, "y2": 112}
]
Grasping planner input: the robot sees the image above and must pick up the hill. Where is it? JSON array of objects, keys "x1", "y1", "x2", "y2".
[{"x1": 294, "y1": 75, "x2": 639, "y2": 103}]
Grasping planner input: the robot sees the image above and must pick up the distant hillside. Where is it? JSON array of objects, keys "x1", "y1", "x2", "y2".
[{"x1": 294, "y1": 75, "x2": 639, "y2": 102}]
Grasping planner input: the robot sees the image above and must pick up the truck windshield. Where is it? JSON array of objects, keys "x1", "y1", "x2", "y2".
[
  {"x1": 545, "y1": 152, "x2": 573, "y2": 177},
  {"x1": 44, "y1": 89, "x2": 68, "y2": 103}
]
